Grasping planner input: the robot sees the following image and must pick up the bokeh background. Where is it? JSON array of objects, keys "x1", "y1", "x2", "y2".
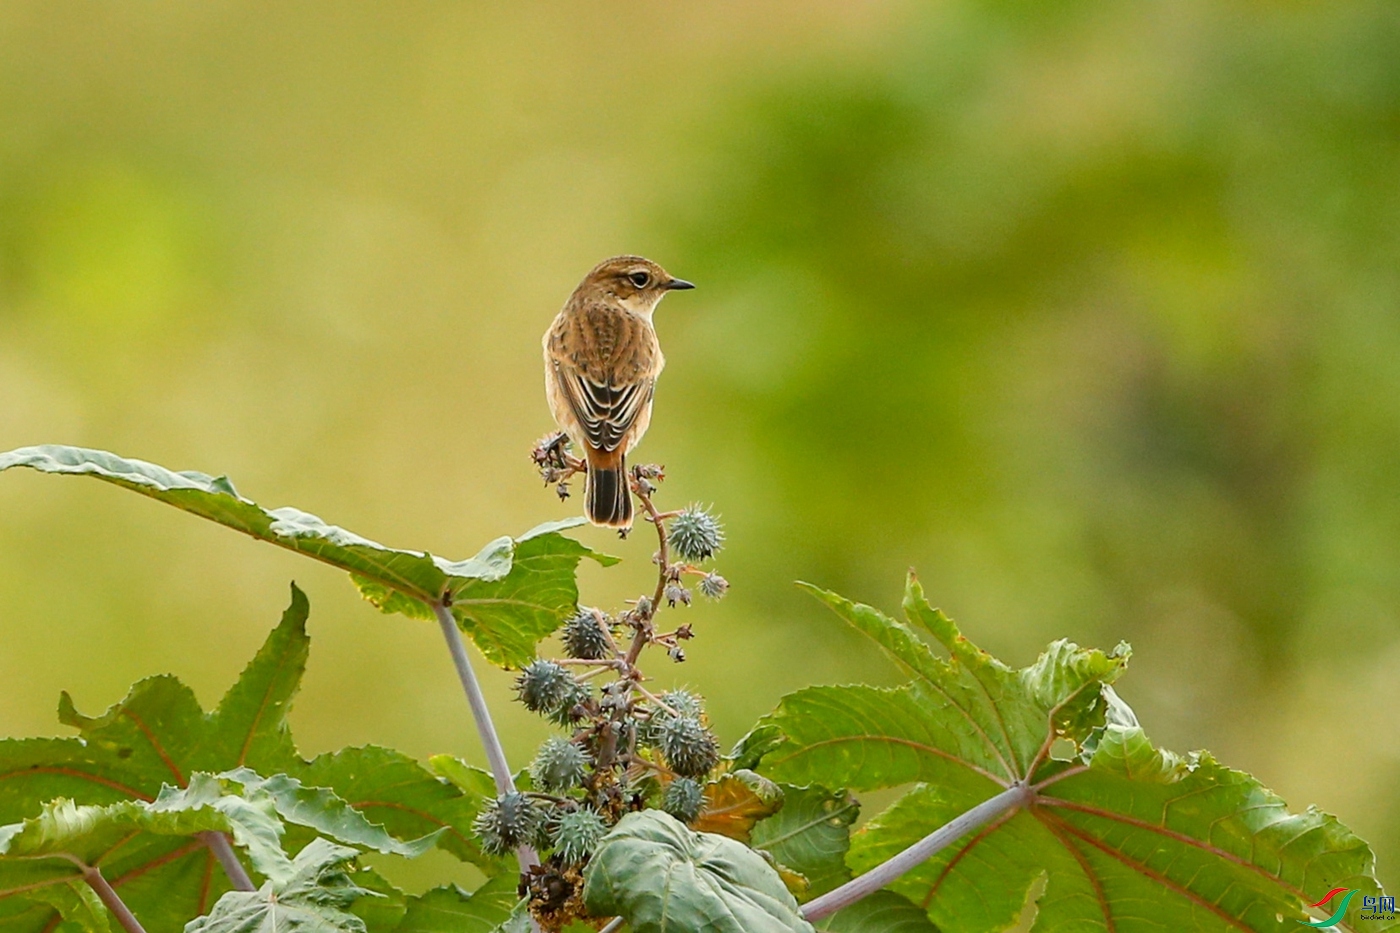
[{"x1": 1, "y1": 0, "x2": 1397, "y2": 897}]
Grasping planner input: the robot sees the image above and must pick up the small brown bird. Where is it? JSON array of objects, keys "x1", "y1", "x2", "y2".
[{"x1": 543, "y1": 255, "x2": 694, "y2": 529}]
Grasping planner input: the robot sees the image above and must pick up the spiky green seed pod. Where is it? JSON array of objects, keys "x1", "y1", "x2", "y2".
[
  {"x1": 531, "y1": 801, "x2": 566, "y2": 850},
  {"x1": 472, "y1": 792, "x2": 542, "y2": 856},
  {"x1": 662, "y1": 777, "x2": 705, "y2": 823},
  {"x1": 659, "y1": 716, "x2": 720, "y2": 778},
  {"x1": 668, "y1": 507, "x2": 724, "y2": 562},
  {"x1": 637, "y1": 690, "x2": 705, "y2": 747},
  {"x1": 550, "y1": 807, "x2": 609, "y2": 863},
  {"x1": 547, "y1": 679, "x2": 594, "y2": 728},
  {"x1": 530, "y1": 737, "x2": 590, "y2": 792},
  {"x1": 658, "y1": 689, "x2": 705, "y2": 720},
  {"x1": 698, "y1": 572, "x2": 729, "y2": 600},
  {"x1": 514, "y1": 660, "x2": 573, "y2": 714},
  {"x1": 562, "y1": 608, "x2": 612, "y2": 660}
]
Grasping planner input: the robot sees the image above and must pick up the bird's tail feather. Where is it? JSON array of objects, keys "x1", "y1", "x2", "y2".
[{"x1": 586, "y1": 458, "x2": 632, "y2": 529}]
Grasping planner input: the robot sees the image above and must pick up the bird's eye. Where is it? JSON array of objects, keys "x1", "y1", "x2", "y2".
[{"x1": 628, "y1": 271, "x2": 651, "y2": 288}]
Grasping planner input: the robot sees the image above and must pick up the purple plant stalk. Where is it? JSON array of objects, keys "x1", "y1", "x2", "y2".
[
  {"x1": 431, "y1": 600, "x2": 540, "y2": 875},
  {"x1": 81, "y1": 864, "x2": 148, "y2": 933},
  {"x1": 801, "y1": 782, "x2": 1035, "y2": 922},
  {"x1": 198, "y1": 831, "x2": 255, "y2": 891}
]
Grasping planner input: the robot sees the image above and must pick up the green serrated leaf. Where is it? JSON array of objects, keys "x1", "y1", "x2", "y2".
[
  {"x1": 846, "y1": 784, "x2": 1036, "y2": 933},
  {"x1": 148, "y1": 774, "x2": 293, "y2": 882},
  {"x1": 0, "y1": 446, "x2": 616, "y2": 667},
  {"x1": 0, "y1": 586, "x2": 312, "y2": 831},
  {"x1": 21, "y1": 882, "x2": 113, "y2": 933},
  {"x1": 812, "y1": 891, "x2": 939, "y2": 933},
  {"x1": 345, "y1": 866, "x2": 407, "y2": 933},
  {"x1": 485, "y1": 898, "x2": 531, "y2": 933},
  {"x1": 774, "y1": 573, "x2": 1395, "y2": 933},
  {"x1": 203, "y1": 585, "x2": 312, "y2": 775},
  {"x1": 759, "y1": 682, "x2": 999, "y2": 795},
  {"x1": 0, "y1": 799, "x2": 146, "y2": 882},
  {"x1": 583, "y1": 810, "x2": 814, "y2": 933},
  {"x1": 445, "y1": 522, "x2": 620, "y2": 668},
  {"x1": 54, "y1": 675, "x2": 208, "y2": 797},
  {"x1": 0, "y1": 590, "x2": 313, "y2": 933},
  {"x1": 297, "y1": 747, "x2": 497, "y2": 871},
  {"x1": 0, "y1": 783, "x2": 296, "y2": 933},
  {"x1": 0, "y1": 590, "x2": 491, "y2": 933},
  {"x1": 394, "y1": 875, "x2": 519, "y2": 933},
  {"x1": 751, "y1": 786, "x2": 859, "y2": 900},
  {"x1": 0, "y1": 790, "x2": 261, "y2": 869},
  {"x1": 425, "y1": 757, "x2": 500, "y2": 802},
  {"x1": 185, "y1": 838, "x2": 372, "y2": 933},
  {"x1": 219, "y1": 769, "x2": 440, "y2": 860},
  {"x1": 728, "y1": 724, "x2": 786, "y2": 773},
  {"x1": 786, "y1": 575, "x2": 1130, "y2": 791}
]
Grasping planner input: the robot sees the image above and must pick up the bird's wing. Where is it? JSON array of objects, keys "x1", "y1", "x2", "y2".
[{"x1": 553, "y1": 360, "x2": 654, "y2": 453}]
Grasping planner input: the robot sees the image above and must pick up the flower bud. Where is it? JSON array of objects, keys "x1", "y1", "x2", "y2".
[
  {"x1": 698, "y1": 572, "x2": 729, "y2": 600},
  {"x1": 665, "y1": 583, "x2": 692, "y2": 607}
]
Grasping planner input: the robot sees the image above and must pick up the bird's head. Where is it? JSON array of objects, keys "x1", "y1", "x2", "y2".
[{"x1": 578, "y1": 255, "x2": 694, "y2": 315}]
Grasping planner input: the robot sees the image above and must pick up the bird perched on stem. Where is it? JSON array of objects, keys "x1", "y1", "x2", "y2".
[{"x1": 543, "y1": 256, "x2": 694, "y2": 529}]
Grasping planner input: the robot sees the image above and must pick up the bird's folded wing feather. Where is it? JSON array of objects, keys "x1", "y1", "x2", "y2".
[{"x1": 554, "y1": 361, "x2": 653, "y2": 452}]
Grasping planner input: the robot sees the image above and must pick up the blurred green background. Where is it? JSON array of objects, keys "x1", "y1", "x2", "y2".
[{"x1": 1, "y1": 0, "x2": 1396, "y2": 895}]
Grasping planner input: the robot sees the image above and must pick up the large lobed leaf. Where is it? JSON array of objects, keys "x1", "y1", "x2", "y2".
[
  {"x1": 0, "y1": 588, "x2": 497, "y2": 933},
  {"x1": 753, "y1": 573, "x2": 1395, "y2": 933},
  {"x1": 185, "y1": 838, "x2": 372, "y2": 933},
  {"x1": 0, "y1": 588, "x2": 316, "y2": 933},
  {"x1": 193, "y1": 845, "x2": 520, "y2": 933},
  {"x1": 0, "y1": 445, "x2": 615, "y2": 668},
  {"x1": 217, "y1": 769, "x2": 441, "y2": 862},
  {"x1": 0, "y1": 781, "x2": 290, "y2": 933},
  {"x1": 0, "y1": 769, "x2": 471, "y2": 933},
  {"x1": 297, "y1": 747, "x2": 498, "y2": 871},
  {"x1": 768, "y1": 577, "x2": 1130, "y2": 796},
  {"x1": 583, "y1": 810, "x2": 815, "y2": 933}
]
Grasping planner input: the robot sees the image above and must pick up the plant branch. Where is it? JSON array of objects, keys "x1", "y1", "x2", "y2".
[
  {"x1": 573, "y1": 665, "x2": 613, "y2": 682},
  {"x1": 82, "y1": 865, "x2": 147, "y2": 933},
  {"x1": 622, "y1": 472, "x2": 672, "y2": 671},
  {"x1": 197, "y1": 832, "x2": 254, "y2": 892},
  {"x1": 800, "y1": 782, "x2": 1035, "y2": 922},
  {"x1": 632, "y1": 685, "x2": 679, "y2": 717},
  {"x1": 431, "y1": 599, "x2": 540, "y2": 874}
]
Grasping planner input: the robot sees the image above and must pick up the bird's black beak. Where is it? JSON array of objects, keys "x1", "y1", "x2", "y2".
[{"x1": 665, "y1": 278, "x2": 696, "y2": 291}]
